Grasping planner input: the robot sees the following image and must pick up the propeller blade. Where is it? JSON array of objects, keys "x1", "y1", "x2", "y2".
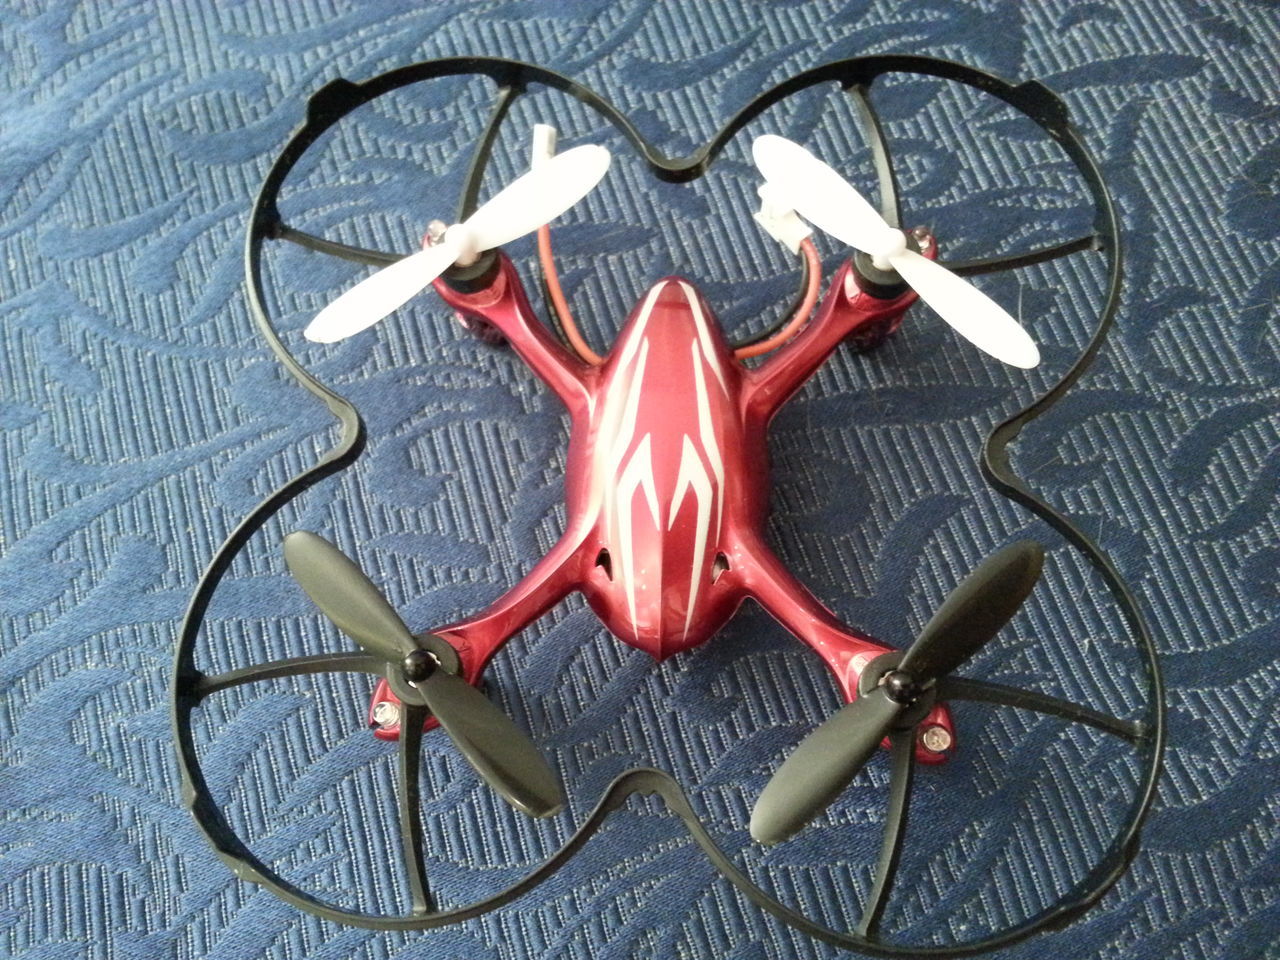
[
  {"x1": 463, "y1": 143, "x2": 611, "y2": 253},
  {"x1": 282, "y1": 531, "x2": 415, "y2": 663},
  {"x1": 751, "y1": 134, "x2": 903, "y2": 260},
  {"x1": 890, "y1": 249, "x2": 1040, "y2": 368},
  {"x1": 751, "y1": 687, "x2": 904, "y2": 845},
  {"x1": 303, "y1": 237, "x2": 463, "y2": 343},
  {"x1": 751, "y1": 134, "x2": 1040, "y2": 369},
  {"x1": 418, "y1": 668, "x2": 565, "y2": 818},
  {"x1": 899, "y1": 540, "x2": 1045, "y2": 682},
  {"x1": 283, "y1": 532, "x2": 563, "y2": 817}
]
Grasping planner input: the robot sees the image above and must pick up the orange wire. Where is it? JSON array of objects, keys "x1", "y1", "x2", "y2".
[
  {"x1": 538, "y1": 223, "x2": 603, "y2": 365},
  {"x1": 733, "y1": 237, "x2": 823, "y2": 360}
]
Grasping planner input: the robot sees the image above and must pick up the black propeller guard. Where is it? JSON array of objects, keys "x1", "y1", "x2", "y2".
[{"x1": 169, "y1": 53, "x2": 1166, "y2": 956}]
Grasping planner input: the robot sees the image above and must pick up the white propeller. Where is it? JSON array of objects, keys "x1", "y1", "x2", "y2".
[
  {"x1": 751, "y1": 134, "x2": 1040, "y2": 369},
  {"x1": 304, "y1": 143, "x2": 612, "y2": 343}
]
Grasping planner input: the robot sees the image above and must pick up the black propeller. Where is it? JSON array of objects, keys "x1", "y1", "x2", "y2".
[
  {"x1": 283, "y1": 531, "x2": 565, "y2": 818},
  {"x1": 750, "y1": 540, "x2": 1044, "y2": 845}
]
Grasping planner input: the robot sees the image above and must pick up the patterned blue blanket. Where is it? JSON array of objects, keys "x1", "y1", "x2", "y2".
[{"x1": 2, "y1": 2, "x2": 1277, "y2": 958}]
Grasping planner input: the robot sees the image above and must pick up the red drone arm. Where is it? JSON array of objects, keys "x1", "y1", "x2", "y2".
[
  {"x1": 746, "y1": 258, "x2": 920, "y2": 422},
  {"x1": 735, "y1": 530, "x2": 953, "y2": 764},
  {"x1": 432, "y1": 255, "x2": 594, "y2": 416},
  {"x1": 369, "y1": 526, "x2": 590, "y2": 740}
]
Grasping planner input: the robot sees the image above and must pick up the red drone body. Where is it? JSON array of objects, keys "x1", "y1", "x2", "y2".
[{"x1": 367, "y1": 235, "x2": 953, "y2": 764}]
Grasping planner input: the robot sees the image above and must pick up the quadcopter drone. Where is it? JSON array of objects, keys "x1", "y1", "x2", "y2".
[{"x1": 173, "y1": 56, "x2": 1164, "y2": 956}]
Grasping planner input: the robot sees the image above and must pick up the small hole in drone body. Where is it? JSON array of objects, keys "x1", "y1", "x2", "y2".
[
  {"x1": 711, "y1": 552, "x2": 730, "y2": 582},
  {"x1": 595, "y1": 547, "x2": 612, "y2": 579}
]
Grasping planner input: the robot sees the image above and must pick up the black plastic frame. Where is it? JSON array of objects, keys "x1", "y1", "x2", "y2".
[{"x1": 172, "y1": 55, "x2": 1165, "y2": 956}]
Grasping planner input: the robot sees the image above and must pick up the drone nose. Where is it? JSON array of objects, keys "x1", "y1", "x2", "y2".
[
  {"x1": 624, "y1": 277, "x2": 715, "y2": 331},
  {"x1": 631, "y1": 278, "x2": 694, "y2": 324}
]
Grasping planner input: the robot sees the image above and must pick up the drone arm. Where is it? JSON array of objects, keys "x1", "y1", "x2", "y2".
[
  {"x1": 735, "y1": 531, "x2": 952, "y2": 763},
  {"x1": 433, "y1": 253, "x2": 593, "y2": 414},
  {"x1": 744, "y1": 260, "x2": 916, "y2": 421},
  {"x1": 369, "y1": 526, "x2": 587, "y2": 740},
  {"x1": 736, "y1": 530, "x2": 888, "y2": 699},
  {"x1": 433, "y1": 528, "x2": 587, "y2": 684}
]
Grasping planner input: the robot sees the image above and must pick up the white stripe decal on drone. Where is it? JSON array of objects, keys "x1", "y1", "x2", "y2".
[
  {"x1": 690, "y1": 339, "x2": 726, "y2": 535},
  {"x1": 679, "y1": 281, "x2": 728, "y2": 396},
  {"x1": 596, "y1": 338, "x2": 650, "y2": 524},
  {"x1": 594, "y1": 280, "x2": 662, "y2": 522},
  {"x1": 617, "y1": 432, "x2": 659, "y2": 639},
  {"x1": 668, "y1": 434, "x2": 713, "y2": 640},
  {"x1": 602, "y1": 317, "x2": 655, "y2": 638},
  {"x1": 616, "y1": 282, "x2": 665, "y2": 373}
]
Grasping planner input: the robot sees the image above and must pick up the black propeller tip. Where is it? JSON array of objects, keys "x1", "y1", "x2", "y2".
[
  {"x1": 281, "y1": 530, "x2": 416, "y2": 664},
  {"x1": 524, "y1": 795, "x2": 566, "y2": 820},
  {"x1": 749, "y1": 689, "x2": 905, "y2": 846},
  {"x1": 899, "y1": 539, "x2": 1045, "y2": 682},
  {"x1": 1006, "y1": 539, "x2": 1045, "y2": 581}
]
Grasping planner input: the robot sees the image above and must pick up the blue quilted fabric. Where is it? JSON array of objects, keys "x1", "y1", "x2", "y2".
[{"x1": 2, "y1": 1, "x2": 1278, "y2": 958}]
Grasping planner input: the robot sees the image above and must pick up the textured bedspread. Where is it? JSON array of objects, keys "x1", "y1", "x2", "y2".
[{"x1": 2, "y1": 2, "x2": 1278, "y2": 958}]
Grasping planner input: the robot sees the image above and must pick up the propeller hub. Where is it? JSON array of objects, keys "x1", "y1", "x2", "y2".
[
  {"x1": 442, "y1": 222, "x2": 479, "y2": 267},
  {"x1": 867, "y1": 229, "x2": 907, "y2": 266},
  {"x1": 852, "y1": 231, "x2": 923, "y2": 299},
  {"x1": 882, "y1": 669, "x2": 922, "y2": 704},
  {"x1": 402, "y1": 649, "x2": 441, "y2": 684}
]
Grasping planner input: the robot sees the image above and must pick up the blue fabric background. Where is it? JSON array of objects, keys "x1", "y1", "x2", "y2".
[{"x1": 2, "y1": 1, "x2": 1278, "y2": 958}]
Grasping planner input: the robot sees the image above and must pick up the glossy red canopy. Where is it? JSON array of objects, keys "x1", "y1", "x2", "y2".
[{"x1": 369, "y1": 245, "x2": 952, "y2": 761}]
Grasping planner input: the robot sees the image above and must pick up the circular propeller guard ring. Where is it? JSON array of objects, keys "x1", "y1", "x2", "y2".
[{"x1": 172, "y1": 53, "x2": 1165, "y2": 955}]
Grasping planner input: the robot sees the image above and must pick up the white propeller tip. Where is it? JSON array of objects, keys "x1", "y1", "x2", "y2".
[
  {"x1": 1005, "y1": 338, "x2": 1041, "y2": 369},
  {"x1": 459, "y1": 142, "x2": 612, "y2": 254},
  {"x1": 575, "y1": 143, "x2": 612, "y2": 176},
  {"x1": 751, "y1": 133, "x2": 791, "y2": 158},
  {"x1": 303, "y1": 316, "x2": 344, "y2": 344}
]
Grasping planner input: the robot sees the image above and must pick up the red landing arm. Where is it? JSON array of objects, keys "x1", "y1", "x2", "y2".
[
  {"x1": 735, "y1": 530, "x2": 954, "y2": 764},
  {"x1": 745, "y1": 253, "x2": 931, "y2": 423},
  {"x1": 432, "y1": 253, "x2": 594, "y2": 417},
  {"x1": 369, "y1": 526, "x2": 590, "y2": 740}
]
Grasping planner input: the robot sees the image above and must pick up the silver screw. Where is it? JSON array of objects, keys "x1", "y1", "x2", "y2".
[
  {"x1": 424, "y1": 219, "x2": 449, "y2": 247},
  {"x1": 372, "y1": 701, "x2": 401, "y2": 728},
  {"x1": 921, "y1": 724, "x2": 952, "y2": 753}
]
